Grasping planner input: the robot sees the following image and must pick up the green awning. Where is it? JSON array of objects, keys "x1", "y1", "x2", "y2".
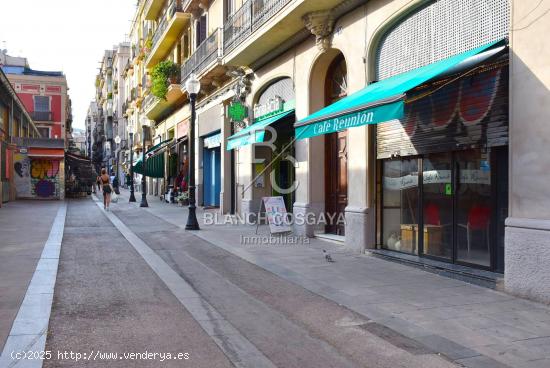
[
  {"x1": 133, "y1": 154, "x2": 165, "y2": 178},
  {"x1": 227, "y1": 109, "x2": 295, "y2": 150},
  {"x1": 132, "y1": 139, "x2": 172, "y2": 178},
  {"x1": 146, "y1": 139, "x2": 172, "y2": 155},
  {"x1": 295, "y1": 39, "x2": 505, "y2": 140}
]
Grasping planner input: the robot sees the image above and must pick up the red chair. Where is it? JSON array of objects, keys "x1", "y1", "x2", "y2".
[{"x1": 459, "y1": 205, "x2": 491, "y2": 253}]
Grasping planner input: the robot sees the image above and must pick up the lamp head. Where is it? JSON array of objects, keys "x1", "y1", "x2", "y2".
[
  {"x1": 114, "y1": 135, "x2": 121, "y2": 144},
  {"x1": 185, "y1": 73, "x2": 201, "y2": 95}
]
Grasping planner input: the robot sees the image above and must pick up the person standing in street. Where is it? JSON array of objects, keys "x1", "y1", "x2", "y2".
[{"x1": 100, "y1": 168, "x2": 112, "y2": 210}]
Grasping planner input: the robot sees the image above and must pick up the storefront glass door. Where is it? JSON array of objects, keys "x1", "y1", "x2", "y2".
[
  {"x1": 422, "y1": 153, "x2": 453, "y2": 259},
  {"x1": 455, "y1": 150, "x2": 492, "y2": 267}
]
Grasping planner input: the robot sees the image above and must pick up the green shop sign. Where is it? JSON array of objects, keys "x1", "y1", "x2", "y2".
[
  {"x1": 228, "y1": 101, "x2": 247, "y2": 122},
  {"x1": 295, "y1": 100, "x2": 404, "y2": 140}
]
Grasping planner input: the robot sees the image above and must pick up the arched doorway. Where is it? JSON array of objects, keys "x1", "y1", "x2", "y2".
[{"x1": 324, "y1": 54, "x2": 348, "y2": 235}]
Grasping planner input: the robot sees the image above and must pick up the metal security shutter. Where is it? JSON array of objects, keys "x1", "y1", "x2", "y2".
[
  {"x1": 257, "y1": 78, "x2": 295, "y2": 105},
  {"x1": 375, "y1": 0, "x2": 509, "y2": 81},
  {"x1": 376, "y1": 62, "x2": 508, "y2": 159}
]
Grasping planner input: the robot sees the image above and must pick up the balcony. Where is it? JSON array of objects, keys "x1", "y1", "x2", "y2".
[
  {"x1": 32, "y1": 111, "x2": 53, "y2": 122},
  {"x1": 144, "y1": 0, "x2": 164, "y2": 20},
  {"x1": 181, "y1": 28, "x2": 225, "y2": 86},
  {"x1": 223, "y1": 0, "x2": 345, "y2": 66},
  {"x1": 143, "y1": 84, "x2": 184, "y2": 121},
  {"x1": 145, "y1": 0, "x2": 191, "y2": 69}
]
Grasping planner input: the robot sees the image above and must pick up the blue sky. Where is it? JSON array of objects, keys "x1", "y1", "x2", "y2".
[{"x1": 0, "y1": 0, "x2": 136, "y2": 129}]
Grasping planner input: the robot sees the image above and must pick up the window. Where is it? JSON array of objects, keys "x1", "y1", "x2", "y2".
[
  {"x1": 225, "y1": 0, "x2": 235, "y2": 19},
  {"x1": 37, "y1": 127, "x2": 50, "y2": 138},
  {"x1": 34, "y1": 96, "x2": 50, "y2": 112},
  {"x1": 196, "y1": 15, "x2": 207, "y2": 47},
  {"x1": 382, "y1": 158, "x2": 420, "y2": 254}
]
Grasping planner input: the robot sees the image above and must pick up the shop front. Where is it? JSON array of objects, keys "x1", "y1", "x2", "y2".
[
  {"x1": 227, "y1": 77, "x2": 296, "y2": 213},
  {"x1": 377, "y1": 61, "x2": 509, "y2": 272},
  {"x1": 296, "y1": 38, "x2": 508, "y2": 269},
  {"x1": 12, "y1": 145, "x2": 65, "y2": 200}
]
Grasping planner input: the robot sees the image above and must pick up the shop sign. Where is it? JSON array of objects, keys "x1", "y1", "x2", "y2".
[
  {"x1": 296, "y1": 101, "x2": 404, "y2": 140},
  {"x1": 228, "y1": 101, "x2": 248, "y2": 123},
  {"x1": 262, "y1": 196, "x2": 291, "y2": 233},
  {"x1": 204, "y1": 133, "x2": 221, "y2": 149},
  {"x1": 384, "y1": 169, "x2": 490, "y2": 191},
  {"x1": 254, "y1": 96, "x2": 283, "y2": 121},
  {"x1": 177, "y1": 119, "x2": 189, "y2": 139}
]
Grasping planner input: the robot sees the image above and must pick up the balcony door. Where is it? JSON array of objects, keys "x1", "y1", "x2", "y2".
[
  {"x1": 33, "y1": 96, "x2": 50, "y2": 121},
  {"x1": 196, "y1": 15, "x2": 207, "y2": 47}
]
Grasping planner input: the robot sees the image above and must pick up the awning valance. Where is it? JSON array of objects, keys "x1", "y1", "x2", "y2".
[
  {"x1": 227, "y1": 109, "x2": 295, "y2": 150},
  {"x1": 27, "y1": 148, "x2": 65, "y2": 158},
  {"x1": 133, "y1": 154, "x2": 164, "y2": 178},
  {"x1": 295, "y1": 39, "x2": 506, "y2": 140}
]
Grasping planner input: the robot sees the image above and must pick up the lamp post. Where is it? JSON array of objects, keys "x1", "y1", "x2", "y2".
[
  {"x1": 114, "y1": 135, "x2": 121, "y2": 186},
  {"x1": 184, "y1": 74, "x2": 200, "y2": 230},
  {"x1": 140, "y1": 116, "x2": 150, "y2": 208},
  {"x1": 128, "y1": 124, "x2": 136, "y2": 202}
]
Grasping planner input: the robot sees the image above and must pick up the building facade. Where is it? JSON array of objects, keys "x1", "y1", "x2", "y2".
[
  {"x1": 1, "y1": 55, "x2": 70, "y2": 200},
  {"x1": 105, "y1": 0, "x2": 550, "y2": 304},
  {"x1": 0, "y1": 68, "x2": 41, "y2": 205}
]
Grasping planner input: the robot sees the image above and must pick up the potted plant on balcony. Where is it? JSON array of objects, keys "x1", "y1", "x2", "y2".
[
  {"x1": 151, "y1": 60, "x2": 180, "y2": 100},
  {"x1": 143, "y1": 36, "x2": 153, "y2": 54}
]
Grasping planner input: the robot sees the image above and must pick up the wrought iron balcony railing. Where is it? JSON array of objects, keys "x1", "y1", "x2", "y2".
[
  {"x1": 223, "y1": 0, "x2": 292, "y2": 54},
  {"x1": 151, "y1": 0, "x2": 184, "y2": 49},
  {"x1": 181, "y1": 28, "x2": 222, "y2": 82},
  {"x1": 143, "y1": 94, "x2": 159, "y2": 111},
  {"x1": 31, "y1": 111, "x2": 53, "y2": 121}
]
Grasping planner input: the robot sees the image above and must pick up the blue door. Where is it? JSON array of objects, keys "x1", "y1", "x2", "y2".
[{"x1": 203, "y1": 146, "x2": 221, "y2": 206}]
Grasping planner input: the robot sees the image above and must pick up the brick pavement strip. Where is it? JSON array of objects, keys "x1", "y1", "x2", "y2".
[
  {"x1": 108, "y1": 197, "x2": 460, "y2": 368},
  {"x1": 114, "y1": 188, "x2": 550, "y2": 368},
  {"x1": 43, "y1": 199, "x2": 234, "y2": 368}
]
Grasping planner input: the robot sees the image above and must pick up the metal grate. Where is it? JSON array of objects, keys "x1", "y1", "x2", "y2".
[
  {"x1": 375, "y1": 0, "x2": 509, "y2": 80},
  {"x1": 257, "y1": 77, "x2": 294, "y2": 105}
]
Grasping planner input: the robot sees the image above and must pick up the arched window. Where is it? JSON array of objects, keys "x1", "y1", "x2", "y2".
[
  {"x1": 325, "y1": 54, "x2": 347, "y2": 105},
  {"x1": 376, "y1": 0, "x2": 509, "y2": 80},
  {"x1": 257, "y1": 77, "x2": 294, "y2": 105}
]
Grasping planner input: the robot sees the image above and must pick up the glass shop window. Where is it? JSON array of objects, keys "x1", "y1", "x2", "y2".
[{"x1": 382, "y1": 158, "x2": 420, "y2": 254}]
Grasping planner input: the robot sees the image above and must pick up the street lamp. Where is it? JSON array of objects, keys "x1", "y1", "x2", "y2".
[
  {"x1": 114, "y1": 135, "x2": 121, "y2": 186},
  {"x1": 128, "y1": 124, "x2": 136, "y2": 202},
  {"x1": 140, "y1": 116, "x2": 150, "y2": 208},
  {"x1": 184, "y1": 74, "x2": 200, "y2": 230}
]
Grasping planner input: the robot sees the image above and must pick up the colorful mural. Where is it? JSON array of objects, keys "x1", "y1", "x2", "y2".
[
  {"x1": 13, "y1": 153, "x2": 61, "y2": 198},
  {"x1": 30, "y1": 159, "x2": 60, "y2": 198}
]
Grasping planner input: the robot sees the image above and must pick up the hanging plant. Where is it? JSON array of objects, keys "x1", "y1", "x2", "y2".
[{"x1": 151, "y1": 60, "x2": 180, "y2": 100}]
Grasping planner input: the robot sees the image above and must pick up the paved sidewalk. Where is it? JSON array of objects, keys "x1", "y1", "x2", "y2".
[
  {"x1": 0, "y1": 200, "x2": 63, "y2": 351},
  {"x1": 114, "y1": 189, "x2": 550, "y2": 368}
]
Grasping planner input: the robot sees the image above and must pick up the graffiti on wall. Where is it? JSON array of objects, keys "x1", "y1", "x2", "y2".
[
  {"x1": 13, "y1": 153, "x2": 60, "y2": 198},
  {"x1": 13, "y1": 153, "x2": 31, "y2": 196},
  {"x1": 30, "y1": 159, "x2": 60, "y2": 198}
]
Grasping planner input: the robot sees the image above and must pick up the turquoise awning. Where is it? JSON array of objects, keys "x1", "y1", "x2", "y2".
[
  {"x1": 295, "y1": 39, "x2": 505, "y2": 140},
  {"x1": 227, "y1": 109, "x2": 295, "y2": 150}
]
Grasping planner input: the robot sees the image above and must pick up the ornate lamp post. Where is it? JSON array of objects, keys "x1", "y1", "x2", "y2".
[
  {"x1": 184, "y1": 74, "x2": 200, "y2": 230},
  {"x1": 114, "y1": 135, "x2": 121, "y2": 184},
  {"x1": 128, "y1": 124, "x2": 136, "y2": 202},
  {"x1": 140, "y1": 116, "x2": 150, "y2": 208}
]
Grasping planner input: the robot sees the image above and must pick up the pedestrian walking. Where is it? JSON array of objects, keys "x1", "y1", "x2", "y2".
[
  {"x1": 96, "y1": 175, "x2": 102, "y2": 193},
  {"x1": 100, "y1": 168, "x2": 113, "y2": 210},
  {"x1": 112, "y1": 174, "x2": 120, "y2": 195}
]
